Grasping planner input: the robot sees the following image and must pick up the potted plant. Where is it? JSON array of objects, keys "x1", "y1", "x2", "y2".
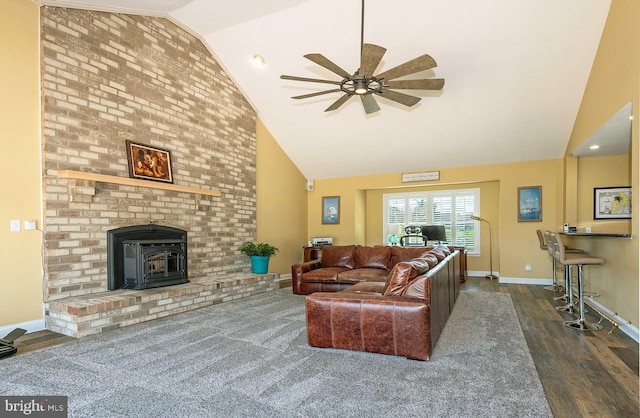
[{"x1": 239, "y1": 242, "x2": 279, "y2": 274}]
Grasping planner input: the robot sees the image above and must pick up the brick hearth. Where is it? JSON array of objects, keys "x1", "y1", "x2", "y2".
[{"x1": 47, "y1": 273, "x2": 280, "y2": 338}]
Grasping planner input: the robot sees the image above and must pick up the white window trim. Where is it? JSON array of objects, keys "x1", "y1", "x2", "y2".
[{"x1": 383, "y1": 188, "x2": 481, "y2": 256}]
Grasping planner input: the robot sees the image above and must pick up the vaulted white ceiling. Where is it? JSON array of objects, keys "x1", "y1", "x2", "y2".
[{"x1": 41, "y1": 0, "x2": 612, "y2": 180}]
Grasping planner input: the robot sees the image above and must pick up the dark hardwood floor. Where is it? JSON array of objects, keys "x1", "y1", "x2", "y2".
[
  {"x1": 466, "y1": 277, "x2": 639, "y2": 418},
  {"x1": 6, "y1": 277, "x2": 639, "y2": 417}
]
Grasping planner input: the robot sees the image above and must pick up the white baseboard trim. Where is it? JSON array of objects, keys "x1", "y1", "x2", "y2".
[
  {"x1": 586, "y1": 297, "x2": 640, "y2": 343},
  {"x1": 0, "y1": 319, "x2": 46, "y2": 338},
  {"x1": 468, "y1": 270, "x2": 502, "y2": 279},
  {"x1": 498, "y1": 277, "x2": 552, "y2": 286}
]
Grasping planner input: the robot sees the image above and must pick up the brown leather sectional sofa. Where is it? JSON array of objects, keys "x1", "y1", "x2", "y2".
[{"x1": 292, "y1": 245, "x2": 463, "y2": 360}]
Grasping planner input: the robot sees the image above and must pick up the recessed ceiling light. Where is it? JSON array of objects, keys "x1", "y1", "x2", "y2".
[
  {"x1": 589, "y1": 145, "x2": 600, "y2": 150},
  {"x1": 252, "y1": 54, "x2": 265, "y2": 66}
]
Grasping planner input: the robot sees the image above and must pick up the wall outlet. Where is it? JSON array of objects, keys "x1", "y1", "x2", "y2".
[
  {"x1": 586, "y1": 227, "x2": 592, "y2": 233},
  {"x1": 525, "y1": 265, "x2": 532, "y2": 272},
  {"x1": 24, "y1": 220, "x2": 37, "y2": 230},
  {"x1": 10, "y1": 220, "x2": 20, "y2": 232}
]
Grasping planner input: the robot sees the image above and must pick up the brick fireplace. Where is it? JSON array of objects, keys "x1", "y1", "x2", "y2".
[{"x1": 40, "y1": 7, "x2": 276, "y2": 337}]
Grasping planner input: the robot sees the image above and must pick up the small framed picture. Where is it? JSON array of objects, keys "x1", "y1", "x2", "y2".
[
  {"x1": 322, "y1": 196, "x2": 340, "y2": 224},
  {"x1": 125, "y1": 140, "x2": 173, "y2": 183},
  {"x1": 594, "y1": 186, "x2": 631, "y2": 219},
  {"x1": 518, "y1": 186, "x2": 542, "y2": 222}
]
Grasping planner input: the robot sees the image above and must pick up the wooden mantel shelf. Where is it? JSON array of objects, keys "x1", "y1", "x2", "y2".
[{"x1": 56, "y1": 170, "x2": 221, "y2": 197}]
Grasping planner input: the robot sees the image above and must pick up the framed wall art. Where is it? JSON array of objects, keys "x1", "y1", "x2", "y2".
[
  {"x1": 594, "y1": 186, "x2": 631, "y2": 219},
  {"x1": 126, "y1": 140, "x2": 173, "y2": 183},
  {"x1": 322, "y1": 196, "x2": 340, "y2": 224},
  {"x1": 517, "y1": 186, "x2": 542, "y2": 222}
]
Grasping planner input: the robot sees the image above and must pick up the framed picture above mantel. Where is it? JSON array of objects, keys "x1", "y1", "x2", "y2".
[
  {"x1": 594, "y1": 186, "x2": 631, "y2": 219},
  {"x1": 126, "y1": 140, "x2": 173, "y2": 184}
]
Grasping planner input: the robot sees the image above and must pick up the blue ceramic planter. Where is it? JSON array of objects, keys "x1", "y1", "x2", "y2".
[{"x1": 250, "y1": 255, "x2": 270, "y2": 274}]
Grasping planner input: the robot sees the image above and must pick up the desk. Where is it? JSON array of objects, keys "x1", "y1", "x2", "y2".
[{"x1": 559, "y1": 232, "x2": 631, "y2": 238}]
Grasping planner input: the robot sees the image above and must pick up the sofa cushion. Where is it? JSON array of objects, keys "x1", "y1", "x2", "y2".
[
  {"x1": 321, "y1": 245, "x2": 356, "y2": 269},
  {"x1": 428, "y1": 248, "x2": 446, "y2": 261},
  {"x1": 421, "y1": 253, "x2": 439, "y2": 268},
  {"x1": 342, "y1": 281, "x2": 386, "y2": 294},
  {"x1": 391, "y1": 246, "x2": 429, "y2": 266},
  {"x1": 383, "y1": 259, "x2": 431, "y2": 296},
  {"x1": 338, "y1": 268, "x2": 389, "y2": 283},
  {"x1": 436, "y1": 245, "x2": 451, "y2": 256},
  {"x1": 354, "y1": 245, "x2": 391, "y2": 270},
  {"x1": 301, "y1": 267, "x2": 350, "y2": 283}
]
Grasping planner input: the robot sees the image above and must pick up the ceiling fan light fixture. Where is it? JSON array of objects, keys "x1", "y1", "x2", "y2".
[{"x1": 354, "y1": 79, "x2": 368, "y2": 95}]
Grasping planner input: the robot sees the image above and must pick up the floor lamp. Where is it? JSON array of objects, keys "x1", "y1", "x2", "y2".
[{"x1": 471, "y1": 215, "x2": 498, "y2": 280}]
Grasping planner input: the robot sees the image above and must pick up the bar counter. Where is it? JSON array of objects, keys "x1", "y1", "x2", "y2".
[{"x1": 559, "y1": 232, "x2": 631, "y2": 238}]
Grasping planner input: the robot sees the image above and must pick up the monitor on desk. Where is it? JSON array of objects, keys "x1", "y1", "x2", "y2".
[{"x1": 421, "y1": 225, "x2": 447, "y2": 243}]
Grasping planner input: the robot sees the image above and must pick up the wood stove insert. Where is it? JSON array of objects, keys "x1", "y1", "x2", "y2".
[{"x1": 107, "y1": 224, "x2": 188, "y2": 290}]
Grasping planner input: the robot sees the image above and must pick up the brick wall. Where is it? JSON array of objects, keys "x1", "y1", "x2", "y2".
[{"x1": 40, "y1": 7, "x2": 257, "y2": 302}]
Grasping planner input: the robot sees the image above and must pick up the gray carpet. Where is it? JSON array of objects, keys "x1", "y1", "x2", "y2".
[{"x1": 0, "y1": 289, "x2": 552, "y2": 417}]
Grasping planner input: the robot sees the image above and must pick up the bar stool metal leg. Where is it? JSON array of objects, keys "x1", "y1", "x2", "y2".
[
  {"x1": 564, "y1": 265, "x2": 602, "y2": 331},
  {"x1": 545, "y1": 258, "x2": 564, "y2": 292},
  {"x1": 553, "y1": 263, "x2": 568, "y2": 301},
  {"x1": 555, "y1": 265, "x2": 575, "y2": 313}
]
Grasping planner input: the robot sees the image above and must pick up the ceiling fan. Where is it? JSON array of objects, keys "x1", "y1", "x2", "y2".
[{"x1": 280, "y1": 0, "x2": 444, "y2": 114}]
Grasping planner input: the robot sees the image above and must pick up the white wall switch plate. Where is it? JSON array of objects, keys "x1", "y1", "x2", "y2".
[
  {"x1": 10, "y1": 220, "x2": 20, "y2": 232},
  {"x1": 24, "y1": 220, "x2": 37, "y2": 230}
]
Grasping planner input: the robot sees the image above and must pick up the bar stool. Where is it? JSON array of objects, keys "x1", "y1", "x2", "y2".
[
  {"x1": 542, "y1": 230, "x2": 584, "y2": 297},
  {"x1": 536, "y1": 229, "x2": 560, "y2": 292},
  {"x1": 553, "y1": 232, "x2": 605, "y2": 331},
  {"x1": 546, "y1": 232, "x2": 576, "y2": 311}
]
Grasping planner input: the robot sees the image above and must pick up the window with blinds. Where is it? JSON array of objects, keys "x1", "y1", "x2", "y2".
[{"x1": 383, "y1": 188, "x2": 480, "y2": 254}]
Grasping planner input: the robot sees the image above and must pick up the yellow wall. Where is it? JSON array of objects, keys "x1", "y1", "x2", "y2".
[
  {"x1": 0, "y1": 0, "x2": 43, "y2": 328},
  {"x1": 256, "y1": 119, "x2": 308, "y2": 272},
  {"x1": 310, "y1": 159, "x2": 564, "y2": 280},
  {"x1": 564, "y1": 0, "x2": 639, "y2": 326}
]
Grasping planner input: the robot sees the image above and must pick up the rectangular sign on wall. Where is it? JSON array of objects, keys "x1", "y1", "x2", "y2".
[{"x1": 401, "y1": 171, "x2": 440, "y2": 182}]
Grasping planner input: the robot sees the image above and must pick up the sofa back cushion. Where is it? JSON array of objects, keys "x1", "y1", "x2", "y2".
[
  {"x1": 428, "y1": 247, "x2": 446, "y2": 261},
  {"x1": 435, "y1": 245, "x2": 451, "y2": 256},
  {"x1": 383, "y1": 258, "x2": 431, "y2": 296},
  {"x1": 354, "y1": 245, "x2": 391, "y2": 270},
  {"x1": 320, "y1": 245, "x2": 356, "y2": 269},
  {"x1": 420, "y1": 253, "x2": 439, "y2": 268},
  {"x1": 391, "y1": 246, "x2": 429, "y2": 267}
]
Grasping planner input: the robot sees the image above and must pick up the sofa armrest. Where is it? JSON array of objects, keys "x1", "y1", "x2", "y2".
[
  {"x1": 305, "y1": 292, "x2": 431, "y2": 360},
  {"x1": 291, "y1": 260, "x2": 323, "y2": 294}
]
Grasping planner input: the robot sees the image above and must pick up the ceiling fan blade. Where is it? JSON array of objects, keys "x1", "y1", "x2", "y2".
[
  {"x1": 360, "y1": 43, "x2": 386, "y2": 76},
  {"x1": 325, "y1": 93, "x2": 352, "y2": 112},
  {"x1": 361, "y1": 94, "x2": 381, "y2": 114},
  {"x1": 304, "y1": 53, "x2": 351, "y2": 79},
  {"x1": 281, "y1": 75, "x2": 342, "y2": 85},
  {"x1": 375, "y1": 89, "x2": 421, "y2": 107},
  {"x1": 385, "y1": 78, "x2": 445, "y2": 90},
  {"x1": 292, "y1": 89, "x2": 342, "y2": 100},
  {"x1": 375, "y1": 54, "x2": 437, "y2": 81}
]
